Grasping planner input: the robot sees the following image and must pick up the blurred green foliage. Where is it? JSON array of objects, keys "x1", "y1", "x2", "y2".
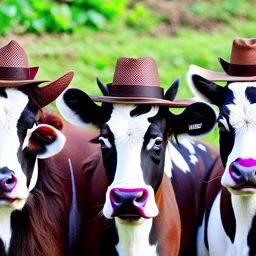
[{"x1": 0, "y1": 0, "x2": 128, "y2": 34}]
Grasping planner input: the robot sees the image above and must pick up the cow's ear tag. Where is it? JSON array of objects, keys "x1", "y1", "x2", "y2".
[{"x1": 183, "y1": 102, "x2": 216, "y2": 136}]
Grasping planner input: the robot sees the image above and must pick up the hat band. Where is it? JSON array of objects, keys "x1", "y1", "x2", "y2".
[
  {"x1": 109, "y1": 84, "x2": 164, "y2": 99},
  {"x1": 219, "y1": 58, "x2": 256, "y2": 77},
  {"x1": 0, "y1": 66, "x2": 39, "y2": 80}
]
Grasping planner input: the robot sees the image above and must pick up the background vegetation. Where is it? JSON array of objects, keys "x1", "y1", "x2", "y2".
[{"x1": 1, "y1": 0, "x2": 256, "y2": 146}]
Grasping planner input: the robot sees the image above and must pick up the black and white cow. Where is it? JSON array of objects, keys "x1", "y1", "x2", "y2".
[
  {"x1": 0, "y1": 81, "x2": 103, "y2": 255},
  {"x1": 57, "y1": 80, "x2": 220, "y2": 255},
  {"x1": 188, "y1": 68, "x2": 256, "y2": 255},
  {"x1": 0, "y1": 86, "x2": 65, "y2": 253}
]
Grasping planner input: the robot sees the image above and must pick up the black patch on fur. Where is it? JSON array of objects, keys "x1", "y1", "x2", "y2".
[
  {"x1": 130, "y1": 105, "x2": 152, "y2": 117},
  {"x1": 220, "y1": 188, "x2": 236, "y2": 243},
  {"x1": 248, "y1": 214, "x2": 256, "y2": 256},
  {"x1": 103, "y1": 220, "x2": 119, "y2": 256},
  {"x1": 17, "y1": 104, "x2": 37, "y2": 187},
  {"x1": 0, "y1": 88, "x2": 7, "y2": 98},
  {"x1": 192, "y1": 75, "x2": 225, "y2": 107},
  {"x1": 100, "y1": 124, "x2": 117, "y2": 184},
  {"x1": 141, "y1": 113, "x2": 167, "y2": 192},
  {"x1": 63, "y1": 88, "x2": 102, "y2": 126},
  {"x1": 217, "y1": 107, "x2": 234, "y2": 166},
  {"x1": 245, "y1": 86, "x2": 256, "y2": 104}
]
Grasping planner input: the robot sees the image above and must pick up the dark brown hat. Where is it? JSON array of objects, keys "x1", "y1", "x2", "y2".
[
  {"x1": 188, "y1": 38, "x2": 256, "y2": 81},
  {"x1": 90, "y1": 57, "x2": 193, "y2": 107},
  {"x1": 0, "y1": 40, "x2": 74, "y2": 107}
]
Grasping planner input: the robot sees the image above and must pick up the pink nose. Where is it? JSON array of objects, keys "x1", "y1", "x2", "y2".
[
  {"x1": 110, "y1": 188, "x2": 149, "y2": 218},
  {"x1": 0, "y1": 175, "x2": 17, "y2": 193},
  {"x1": 229, "y1": 158, "x2": 256, "y2": 186}
]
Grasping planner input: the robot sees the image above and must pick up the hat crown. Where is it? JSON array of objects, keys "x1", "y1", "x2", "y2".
[
  {"x1": 112, "y1": 57, "x2": 160, "y2": 86},
  {"x1": 230, "y1": 38, "x2": 256, "y2": 64},
  {"x1": 0, "y1": 40, "x2": 29, "y2": 68}
]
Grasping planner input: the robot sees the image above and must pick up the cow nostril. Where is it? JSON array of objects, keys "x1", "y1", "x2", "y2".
[
  {"x1": 1, "y1": 175, "x2": 17, "y2": 192},
  {"x1": 6, "y1": 176, "x2": 15, "y2": 185},
  {"x1": 112, "y1": 192, "x2": 122, "y2": 204},
  {"x1": 135, "y1": 191, "x2": 145, "y2": 203},
  {"x1": 231, "y1": 165, "x2": 242, "y2": 177}
]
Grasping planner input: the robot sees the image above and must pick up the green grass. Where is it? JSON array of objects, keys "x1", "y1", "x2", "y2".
[{"x1": 2, "y1": 18, "x2": 256, "y2": 147}]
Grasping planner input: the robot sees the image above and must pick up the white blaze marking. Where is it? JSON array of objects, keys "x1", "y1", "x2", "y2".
[{"x1": 103, "y1": 105, "x2": 159, "y2": 219}]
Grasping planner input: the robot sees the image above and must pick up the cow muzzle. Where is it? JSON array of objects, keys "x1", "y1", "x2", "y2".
[
  {"x1": 0, "y1": 167, "x2": 17, "y2": 194},
  {"x1": 110, "y1": 188, "x2": 152, "y2": 220},
  {"x1": 229, "y1": 158, "x2": 256, "y2": 193}
]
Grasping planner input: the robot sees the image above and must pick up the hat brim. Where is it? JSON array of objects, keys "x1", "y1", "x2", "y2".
[
  {"x1": 90, "y1": 95, "x2": 194, "y2": 108},
  {"x1": 0, "y1": 79, "x2": 49, "y2": 87},
  {"x1": 190, "y1": 64, "x2": 256, "y2": 82},
  {"x1": 38, "y1": 71, "x2": 74, "y2": 108}
]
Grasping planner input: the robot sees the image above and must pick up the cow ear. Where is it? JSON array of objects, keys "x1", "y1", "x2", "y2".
[
  {"x1": 187, "y1": 65, "x2": 225, "y2": 108},
  {"x1": 22, "y1": 124, "x2": 66, "y2": 159},
  {"x1": 170, "y1": 102, "x2": 217, "y2": 136},
  {"x1": 165, "y1": 78, "x2": 180, "y2": 101},
  {"x1": 56, "y1": 88, "x2": 102, "y2": 128}
]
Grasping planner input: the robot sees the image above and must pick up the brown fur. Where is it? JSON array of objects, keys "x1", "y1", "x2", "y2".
[
  {"x1": 155, "y1": 174, "x2": 181, "y2": 256},
  {"x1": 7, "y1": 106, "x2": 101, "y2": 255}
]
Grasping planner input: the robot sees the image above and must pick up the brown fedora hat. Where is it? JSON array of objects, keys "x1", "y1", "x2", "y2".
[
  {"x1": 188, "y1": 37, "x2": 256, "y2": 81},
  {"x1": 90, "y1": 57, "x2": 193, "y2": 107},
  {"x1": 0, "y1": 40, "x2": 74, "y2": 107}
]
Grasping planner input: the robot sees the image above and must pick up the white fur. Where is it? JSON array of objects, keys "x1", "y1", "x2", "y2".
[
  {"x1": 168, "y1": 142, "x2": 190, "y2": 173},
  {"x1": 0, "y1": 208, "x2": 12, "y2": 253},
  {"x1": 207, "y1": 192, "x2": 231, "y2": 256},
  {"x1": 103, "y1": 105, "x2": 159, "y2": 219},
  {"x1": 23, "y1": 124, "x2": 66, "y2": 159},
  {"x1": 115, "y1": 218, "x2": 157, "y2": 256},
  {"x1": 197, "y1": 214, "x2": 209, "y2": 256},
  {"x1": 164, "y1": 141, "x2": 173, "y2": 178},
  {"x1": 231, "y1": 194, "x2": 256, "y2": 255},
  {"x1": 28, "y1": 159, "x2": 38, "y2": 192}
]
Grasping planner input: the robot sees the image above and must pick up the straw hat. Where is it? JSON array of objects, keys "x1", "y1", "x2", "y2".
[
  {"x1": 90, "y1": 57, "x2": 192, "y2": 107},
  {"x1": 0, "y1": 40, "x2": 74, "y2": 107},
  {"x1": 189, "y1": 38, "x2": 256, "y2": 81}
]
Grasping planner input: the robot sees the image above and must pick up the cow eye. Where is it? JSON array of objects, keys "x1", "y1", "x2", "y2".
[
  {"x1": 98, "y1": 136, "x2": 112, "y2": 149},
  {"x1": 147, "y1": 137, "x2": 163, "y2": 151}
]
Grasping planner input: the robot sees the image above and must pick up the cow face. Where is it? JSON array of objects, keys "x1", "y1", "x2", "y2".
[
  {"x1": 188, "y1": 72, "x2": 256, "y2": 195},
  {"x1": 0, "y1": 88, "x2": 65, "y2": 210},
  {"x1": 57, "y1": 86, "x2": 216, "y2": 222}
]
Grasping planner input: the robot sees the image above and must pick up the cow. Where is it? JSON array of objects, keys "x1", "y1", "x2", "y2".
[
  {"x1": 57, "y1": 56, "x2": 220, "y2": 255},
  {"x1": 187, "y1": 58, "x2": 256, "y2": 255},
  {"x1": 0, "y1": 40, "x2": 104, "y2": 256}
]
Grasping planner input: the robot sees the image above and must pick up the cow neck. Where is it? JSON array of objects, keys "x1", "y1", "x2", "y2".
[
  {"x1": 229, "y1": 192, "x2": 256, "y2": 255},
  {"x1": 220, "y1": 188, "x2": 236, "y2": 243},
  {"x1": 114, "y1": 217, "x2": 157, "y2": 256}
]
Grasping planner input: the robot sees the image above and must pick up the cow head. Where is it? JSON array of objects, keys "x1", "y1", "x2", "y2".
[
  {"x1": 188, "y1": 70, "x2": 256, "y2": 195},
  {"x1": 57, "y1": 80, "x2": 216, "y2": 224},
  {"x1": 0, "y1": 87, "x2": 65, "y2": 210}
]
